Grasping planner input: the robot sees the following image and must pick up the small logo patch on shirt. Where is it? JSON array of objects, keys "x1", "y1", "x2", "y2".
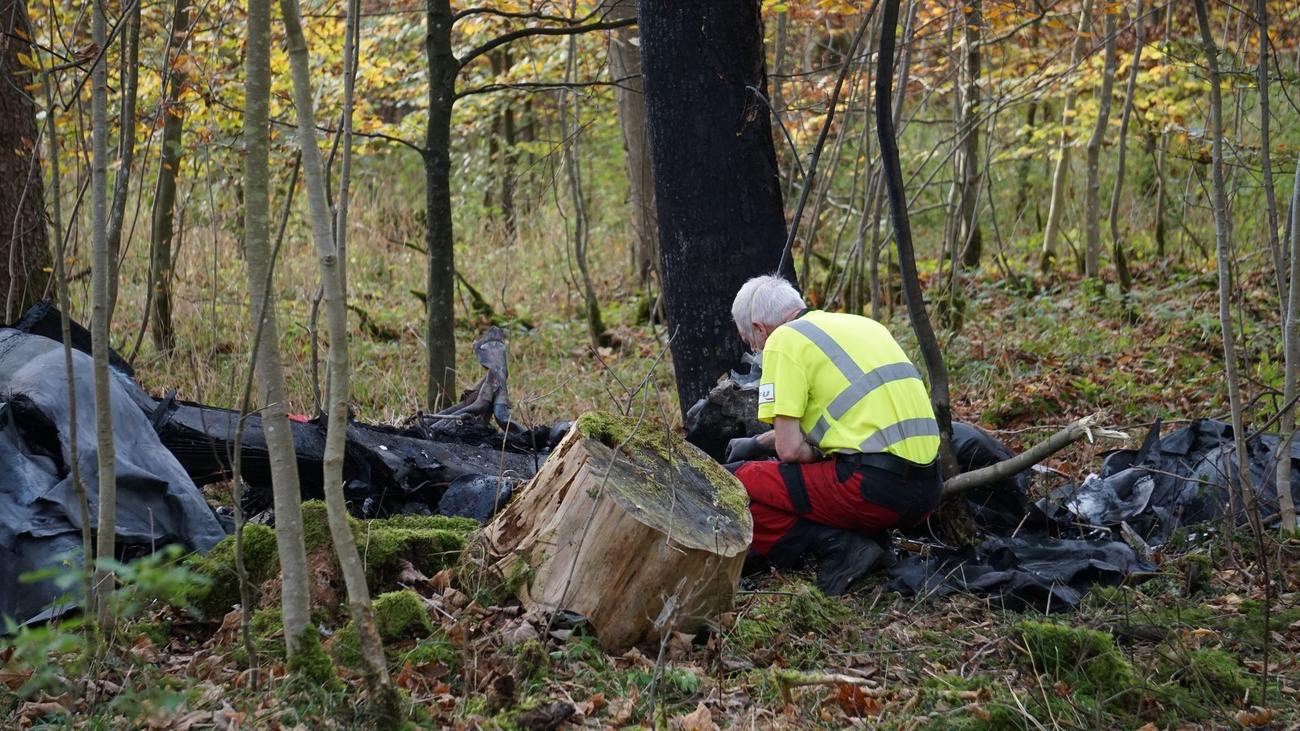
[{"x1": 759, "y1": 383, "x2": 775, "y2": 404}]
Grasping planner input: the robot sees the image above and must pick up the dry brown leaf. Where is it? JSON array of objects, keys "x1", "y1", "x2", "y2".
[
  {"x1": 431, "y1": 568, "x2": 455, "y2": 592},
  {"x1": 667, "y1": 631, "x2": 695, "y2": 661},
  {"x1": 672, "y1": 702, "x2": 716, "y2": 731},
  {"x1": 1234, "y1": 707, "x2": 1274, "y2": 727},
  {"x1": 0, "y1": 669, "x2": 31, "y2": 691},
  {"x1": 834, "y1": 684, "x2": 883, "y2": 717}
]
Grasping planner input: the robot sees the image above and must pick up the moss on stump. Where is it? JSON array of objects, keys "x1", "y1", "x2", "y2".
[{"x1": 187, "y1": 502, "x2": 476, "y2": 617}]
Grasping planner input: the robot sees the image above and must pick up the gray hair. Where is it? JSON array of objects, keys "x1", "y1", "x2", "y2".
[{"x1": 731, "y1": 275, "x2": 805, "y2": 343}]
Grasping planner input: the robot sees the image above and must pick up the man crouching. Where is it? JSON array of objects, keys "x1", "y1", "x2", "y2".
[{"x1": 725, "y1": 275, "x2": 942, "y2": 595}]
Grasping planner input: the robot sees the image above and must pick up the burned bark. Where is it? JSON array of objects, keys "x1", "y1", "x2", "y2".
[{"x1": 637, "y1": 0, "x2": 793, "y2": 414}]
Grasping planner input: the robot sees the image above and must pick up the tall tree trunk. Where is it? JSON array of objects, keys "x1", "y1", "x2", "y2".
[
  {"x1": 90, "y1": 0, "x2": 117, "y2": 633},
  {"x1": 1108, "y1": 0, "x2": 1143, "y2": 295},
  {"x1": 280, "y1": 0, "x2": 390, "y2": 688},
  {"x1": 1039, "y1": 0, "x2": 1095, "y2": 274},
  {"x1": 1193, "y1": 0, "x2": 1256, "y2": 523},
  {"x1": 1084, "y1": 10, "x2": 1117, "y2": 278},
  {"x1": 105, "y1": 0, "x2": 139, "y2": 321},
  {"x1": 243, "y1": 0, "x2": 312, "y2": 660},
  {"x1": 149, "y1": 0, "x2": 191, "y2": 352},
  {"x1": 425, "y1": 0, "x2": 457, "y2": 409},
  {"x1": 0, "y1": 0, "x2": 50, "y2": 322},
  {"x1": 876, "y1": 0, "x2": 959, "y2": 478},
  {"x1": 1256, "y1": 0, "x2": 1284, "y2": 311},
  {"x1": 1279, "y1": 157, "x2": 1299, "y2": 533},
  {"x1": 606, "y1": 0, "x2": 657, "y2": 286},
  {"x1": 637, "y1": 0, "x2": 793, "y2": 415},
  {"x1": 954, "y1": 0, "x2": 982, "y2": 269}
]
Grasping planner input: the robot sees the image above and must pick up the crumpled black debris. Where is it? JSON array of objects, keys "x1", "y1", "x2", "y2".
[
  {"x1": 887, "y1": 537, "x2": 1156, "y2": 612},
  {"x1": 0, "y1": 328, "x2": 227, "y2": 626},
  {"x1": 1037, "y1": 418, "x2": 1300, "y2": 543},
  {"x1": 437, "y1": 474, "x2": 518, "y2": 523}
]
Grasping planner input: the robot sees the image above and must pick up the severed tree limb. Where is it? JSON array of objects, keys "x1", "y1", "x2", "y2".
[
  {"x1": 941, "y1": 415, "x2": 1127, "y2": 498},
  {"x1": 775, "y1": 671, "x2": 880, "y2": 704}
]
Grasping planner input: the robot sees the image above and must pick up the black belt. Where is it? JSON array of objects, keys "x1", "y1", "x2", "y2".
[{"x1": 837, "y1": 451, "x2": 939, "y2": 480}]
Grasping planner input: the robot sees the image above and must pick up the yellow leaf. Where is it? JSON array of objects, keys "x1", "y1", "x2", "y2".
[{"x1": 16, "y1": 51, "x2": 38, "y2": 70}]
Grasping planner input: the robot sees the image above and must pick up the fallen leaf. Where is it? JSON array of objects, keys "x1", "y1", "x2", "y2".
[
  {"x1": 672, "y1": 702, "x2": 716, "y2": 731},
  {"x1": 834, "y1": 684, "x2": 883, "y2": 717}
]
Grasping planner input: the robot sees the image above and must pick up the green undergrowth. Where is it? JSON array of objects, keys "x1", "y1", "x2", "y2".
[
  {"x1": 728, "y1": 579, "x2": 864, "y2": 669},
  {"x1": 186, "y1": 502, "x2": 476, "y2": 618},
  {"x1": 332, "y1": 590, "x2": 436, "y2": 668}
]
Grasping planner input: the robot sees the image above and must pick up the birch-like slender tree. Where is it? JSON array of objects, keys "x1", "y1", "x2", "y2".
[
  {"x1": 104, "y1": 0, "x2": 139, "y2": 321},
  {"x1": 279, "y1": 0, "x2": 390, "y2": 688},
  {"x1": 42, "y1": 44, "x2": 93, "y2": 622},
  {"x1": 1107, "y1": 0, "x2": 1144, "y2": 294},
  {"x1": 953, "y1": 0, "x2": 982, "y2": 269},
  {"x1": 1039, "y1": 0, "x2": 1094, "y2": 273},
  {"x1": 1192, "y1": 0, "x2": 1256, "y2": 522},
  {"x1": 1278, "y1": 158, "x2": 1299, "y2": 533},
  {"x1": 243, "y1": 0, "x2": 313, "y2": 660},
  {"x1": 89, "y1": 0, "x2": 117, "y2": 632},
  {"x1": 1256, "y1": 0, "x2": 1285, "y2": 311},
  {"x1": 1083, "y1": 10, "x2": 1117, "y2": 278}
]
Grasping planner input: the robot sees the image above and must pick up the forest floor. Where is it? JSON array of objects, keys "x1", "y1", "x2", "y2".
[{"x1": 6, "y1": 256, "x2": 1300, "y2": 729}]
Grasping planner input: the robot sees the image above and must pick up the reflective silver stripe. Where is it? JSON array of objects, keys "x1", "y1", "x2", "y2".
[
  {"x1": 784, "y1": 319, "x2": 865, "y2": 384},
  {"x1": 807, "y1": 415, "x2": 831, "y2": 445},
  {"x1": 858, "y1": 417, "x2": 940, "y2": 453},
  {"x1": 827, "y1": 362, "x2": 923, "y2": 419}
]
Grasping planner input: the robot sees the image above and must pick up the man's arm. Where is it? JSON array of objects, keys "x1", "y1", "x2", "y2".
[{"x1": 772, "y1": 416, "x2": 820, "y2": 463}]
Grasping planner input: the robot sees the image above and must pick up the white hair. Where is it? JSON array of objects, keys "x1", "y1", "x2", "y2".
[{"x1": 731, "y1": 275, "x2": 805, "y2": 343}]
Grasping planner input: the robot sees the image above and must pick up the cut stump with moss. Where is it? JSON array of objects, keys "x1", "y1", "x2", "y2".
[{"x1": 473, "y1": 411, "x2": 752, "y2": 651}]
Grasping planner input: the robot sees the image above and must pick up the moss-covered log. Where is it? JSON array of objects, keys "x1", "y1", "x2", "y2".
[{"x1": 473, "y1": 411, "x2": 751, "y2": 651}]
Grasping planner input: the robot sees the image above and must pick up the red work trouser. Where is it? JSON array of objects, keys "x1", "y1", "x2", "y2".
[{"x1": 735, "y1": 459, "x2": 906, "y2": 556}]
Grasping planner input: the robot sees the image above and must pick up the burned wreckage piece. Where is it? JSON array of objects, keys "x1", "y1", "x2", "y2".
[
  {"x1": 1037, "y1": 418, "x2": 1300, "y2": 543},
  {"x1": 1, "y1": 305, "x2": 561, "y2": 625},
  {"x1": 0, "y1": 328, "x2": 227, "y2": 626}
]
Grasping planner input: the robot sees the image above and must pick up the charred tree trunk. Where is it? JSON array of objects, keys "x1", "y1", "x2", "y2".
[
  {"x1": 876, "y1": 0, "x2": 959, "y2": 478},
  {"x1": 637, "y1": 0, "x2": 793, "y2": 415},
  {"x1": 0, "y1": 0, "x2": 50, "y2": 322},
  {"x1": 425, "y1": 0, "x2": 457, "y2": 408}
]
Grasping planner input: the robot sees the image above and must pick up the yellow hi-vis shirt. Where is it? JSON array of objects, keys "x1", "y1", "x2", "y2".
[{"x1": 756, "y1": 310, "x2": 939, "y2": 465}]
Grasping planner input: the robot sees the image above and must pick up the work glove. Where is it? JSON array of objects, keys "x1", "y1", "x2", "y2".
[{"x1": 725, "y1": 436, "x2": 775, "y2": 463}]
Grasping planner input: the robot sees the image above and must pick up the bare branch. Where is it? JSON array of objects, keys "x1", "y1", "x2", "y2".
[
  {"x1": 456, "y1": 74, "x2": 640, "y2": 99},
  {"x1": 457, "y1": 16, "x2": 636, "y2": 70}
]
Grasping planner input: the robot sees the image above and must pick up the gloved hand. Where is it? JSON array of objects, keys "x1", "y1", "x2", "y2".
[{"x1": 725, "y1": 436, "x2": 775, "y2": 463}]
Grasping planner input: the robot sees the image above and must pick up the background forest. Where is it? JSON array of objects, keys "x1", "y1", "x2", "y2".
[{"x1": 2, "y1": 0, "x2": 1300, "y2": 728}]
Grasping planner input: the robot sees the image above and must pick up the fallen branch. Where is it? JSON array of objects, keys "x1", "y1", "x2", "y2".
[
  {"x1": 775, "y1": 670, "x2": 880, "y2": 704},
  {"x1": 942, "y1": 415, "x2": 1127, "y2": 497}
]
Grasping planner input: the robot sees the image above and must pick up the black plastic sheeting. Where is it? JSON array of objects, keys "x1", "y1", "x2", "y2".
[
  {"x1": 1036, "y1": 418, "x2": 1300, "y2": 543},
  {"x1": 0, "y1": 328, "x2": 227, "y2": 626},
  {"x1": 1, "y1": 303, "x2": 561, "y2": 627},
  {"x1": 887, "y1": 537, "x2": 1154, "y2": 612}
]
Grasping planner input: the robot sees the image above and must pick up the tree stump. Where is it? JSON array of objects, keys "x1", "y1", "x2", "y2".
[{"x1": 474, "y1": 411, "x2": 752, "y2": 650}]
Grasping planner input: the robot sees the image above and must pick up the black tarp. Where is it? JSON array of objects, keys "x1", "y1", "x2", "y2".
[
  {"x1": 887, "y1": 537, "x2": 1156, "y2": 612},
  {"x1": 1037, "y1": 418, "x2": 1300, "y2": 543},
  {"x1": 0, "y1": 329, "x2": 227, "y2": 626}
]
